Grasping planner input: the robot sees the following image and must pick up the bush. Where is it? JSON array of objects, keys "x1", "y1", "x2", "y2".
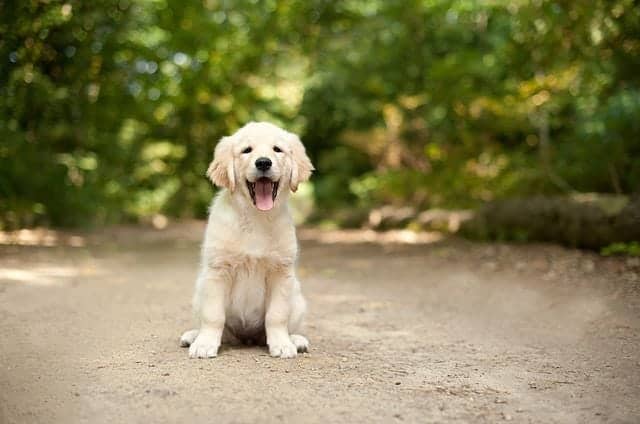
[{"x1": 461, "y1": 194, "x2": 640, "y2": 250}]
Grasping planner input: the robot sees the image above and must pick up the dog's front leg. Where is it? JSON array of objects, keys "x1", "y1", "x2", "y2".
[
  {"x1": 189, "y1": 268, "x2": 229, "y2": 358},
  {"x1": 265, "y1": 269, "x2": 298, "y2": 359}
]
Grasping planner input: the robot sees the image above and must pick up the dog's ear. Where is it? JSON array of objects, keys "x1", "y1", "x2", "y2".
[
  {"x1": 288, "y1": 133, "x2": 314, "y2": 192},
  {"x1": 206, "y1": 136, "x2": 236, "y2": 191}
]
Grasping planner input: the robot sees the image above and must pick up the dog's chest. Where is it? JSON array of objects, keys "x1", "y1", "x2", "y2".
[
  {"x1": 226, "y1": 262, "x2": 267, "y2": 334},
  {"x1": 234, "y1": 228, "x2": 294, "y2": 261}
]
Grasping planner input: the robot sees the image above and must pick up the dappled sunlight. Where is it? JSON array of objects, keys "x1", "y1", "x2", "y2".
[
  {"x1": 3, "y1": 1, "x2": 637, "y2": 236},
  {"x1": 0, "y1": 228, "x2": 85, "y2": 247},
  {"x1": 0, "y1": 265, "x2": 89, "y2": 287},
  {"x1": 298, "y1": 228, "x2": 444, "y2": 245}
]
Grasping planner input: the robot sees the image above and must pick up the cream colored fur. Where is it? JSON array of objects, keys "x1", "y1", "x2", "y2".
[{"x1": 180, "y1": 122, "x2": 313, "y2": 359}]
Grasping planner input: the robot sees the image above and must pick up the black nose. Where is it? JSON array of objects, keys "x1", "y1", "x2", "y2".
[{"x1": 255, "y1": 157, "x2": 272, "y2": 171}]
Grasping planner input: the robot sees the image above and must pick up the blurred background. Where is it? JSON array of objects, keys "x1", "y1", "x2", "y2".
[{"x1": 1, "y1": 0, "x2": 639, "y2": 252}]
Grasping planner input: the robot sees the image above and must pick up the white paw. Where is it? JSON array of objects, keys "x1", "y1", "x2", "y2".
[
  {"x1": 188, "y1": 333, "x2": 220, "y2": 359},
  {"x1": 179, "y1": 329, "x2": 198, "y2": 347},
  {"x1": 269, "y1": 340, "x2": 298, "y2": 359},
  {"x1": 290, "y1": 334, "x2": 309, "y2": 353}
]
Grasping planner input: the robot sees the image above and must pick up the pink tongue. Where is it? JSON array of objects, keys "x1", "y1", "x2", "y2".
[{"x1": 255, "y1": 179, "x2": 274, "y2": 211}]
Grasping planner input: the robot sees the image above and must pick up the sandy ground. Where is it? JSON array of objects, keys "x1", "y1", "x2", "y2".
[{"x1": 1, "y1": 222, "x2": 639, "y2": 423}]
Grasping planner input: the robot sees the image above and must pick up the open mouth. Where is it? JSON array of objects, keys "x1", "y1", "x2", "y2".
[{"x1": 246, "y1": 177, "x2": 279, "y2": 211}]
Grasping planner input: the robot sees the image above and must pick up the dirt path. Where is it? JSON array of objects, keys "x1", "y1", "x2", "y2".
[{"x1": 1, "y1": 223, "x2": 639, "y2": 423}]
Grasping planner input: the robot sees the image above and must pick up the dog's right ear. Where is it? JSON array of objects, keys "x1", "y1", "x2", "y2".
[{"x1": 206, "y1": 136, "x2": 236, "y2": 191}]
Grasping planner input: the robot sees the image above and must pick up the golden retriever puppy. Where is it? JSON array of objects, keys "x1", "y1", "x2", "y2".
[{"x1": 179, "y1": 122, "x2": 314, "y2": 358}]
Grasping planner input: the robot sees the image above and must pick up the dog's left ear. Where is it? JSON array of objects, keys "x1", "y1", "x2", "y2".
[
  {"x1": 288, "y1": 133, "x2": 314, "y2": 192},
  {"x1": 206, "y1": 136, "x2": 236, "y2": 192}
]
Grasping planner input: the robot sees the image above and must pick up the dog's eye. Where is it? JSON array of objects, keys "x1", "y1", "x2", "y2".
[
  {"x1": 242, "y1": 147, "x2": 252, "y2": 154},
  {"x1": 273, "y1": 146, "x2": 282, "y2": 153}
]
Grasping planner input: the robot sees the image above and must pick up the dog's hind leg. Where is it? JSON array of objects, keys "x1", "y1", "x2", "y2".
[
  {"x1": 290, "y1": 334, "x2": 309, "y2": 353},
  {"x1": 180, "y1": 327, "x2": 240, "y2": 347},
  {"x1": 179, "y1": 329, "x2": 199, "y2": 347}
]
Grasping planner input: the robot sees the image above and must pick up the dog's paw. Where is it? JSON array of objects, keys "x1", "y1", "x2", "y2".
[
  {"x1": 269, "y1": 340, "x2": 298, "y2": 359},
  {"x1": 179, "y1": 329, "x2": 198, "y2": 347},
  {"x1": 290, "y1": 334, "x2": 309, "y2": 353},
  {"x1": 188, "y1": 333, "x2": 220, "y2": 359}
]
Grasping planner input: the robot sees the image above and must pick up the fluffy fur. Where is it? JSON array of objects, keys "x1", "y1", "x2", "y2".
[{"x1": 180, "y1": 122, "x2": 314, "y2": 358}]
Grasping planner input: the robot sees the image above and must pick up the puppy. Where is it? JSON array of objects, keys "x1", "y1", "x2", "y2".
[{"x1": 179, "y1": 122, "x2": 314, "y2": 359}]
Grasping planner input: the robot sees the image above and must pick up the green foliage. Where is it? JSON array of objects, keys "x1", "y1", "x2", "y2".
[
  {"x1": 601, "y1": 242, "x2": 640, "y2": 257},
  {"x1": 301, "y1": 1, "x2": 640, "y2": 218},
  {"x1": 1, "y1": 0, "x2": 639, "y2": 229}
]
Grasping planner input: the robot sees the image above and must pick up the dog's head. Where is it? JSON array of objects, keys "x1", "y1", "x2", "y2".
[{"x1": 207, "y1": 122, "x2": 314, "y2": 211}]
